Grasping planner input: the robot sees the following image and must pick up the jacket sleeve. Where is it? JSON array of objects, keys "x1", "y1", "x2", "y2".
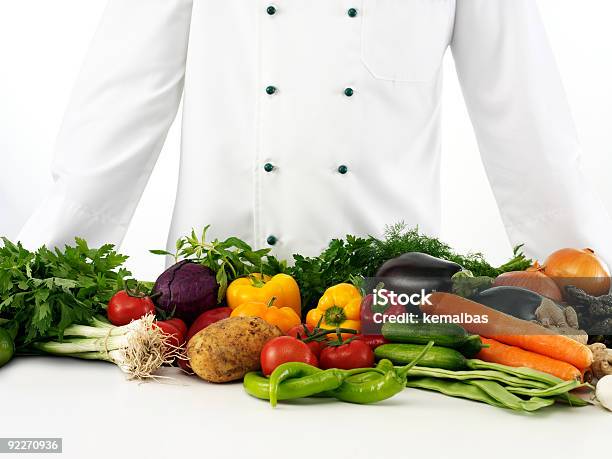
[
  {"x1": 451, "y1": 0, "x2": 612, "y2": 265},
  {"x1": 17, "y1": 0, "x2": 193, "y2": 249}
]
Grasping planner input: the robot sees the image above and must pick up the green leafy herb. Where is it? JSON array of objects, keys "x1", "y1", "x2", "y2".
[
  {"x1": 0, "y1": 238, "x2": 131, "y2": 345},
  {"x1": 289, "y1": 223, "x2": 532, "y2": 310},
  {"x1": 151, "y1": 226, "x2": 286, "y2": 302},
  {"x1": 376, "y1": 223, "x2": 532, "y2": 277},
  {"x1": 290, "y1": 235, "x2": 377, "y2": 310}
]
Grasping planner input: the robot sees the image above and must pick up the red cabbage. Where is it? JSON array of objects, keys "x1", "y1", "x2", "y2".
[{"x1": 152, "y1": 260, "x2": 219, "y2": 323}]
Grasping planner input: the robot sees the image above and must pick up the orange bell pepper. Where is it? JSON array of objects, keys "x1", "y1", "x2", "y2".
[
  {"x1": 306, "y1": 283, "x2": 361, "y2": 334},
  {"x1": 230, "y1": 298, "x2": 301, "y2": 333},
  {"x1": 226, "y1": 273, "x2": 301, "y2": 316}
]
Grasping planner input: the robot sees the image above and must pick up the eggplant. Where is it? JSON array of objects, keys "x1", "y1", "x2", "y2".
[
  {"x1": 470, "y1": 286, "x2": 546, "y2": 321},
  {"x1": 375, "y1": 253, "x2": 462, "y2": 297}
]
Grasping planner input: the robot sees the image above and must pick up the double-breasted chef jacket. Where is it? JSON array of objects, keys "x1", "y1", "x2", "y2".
[{"x1": 18, "y1": 0, "x2": 612, "y2": 264}]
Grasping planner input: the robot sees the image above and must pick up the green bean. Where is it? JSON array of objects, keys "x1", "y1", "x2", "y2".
[
  {"x1": 406, "y1": 377, "x2": 506, "y2": 408},
  {"x1": 467, "y1": 359, "x2": 564, "y2": 386},
  {"x1": 467, "y1": 380, "x2": 555, "y2": 411},
  {"x1": 406, "y1": 366, "x2": 548, "y2": 389},
  {"x1": 504, "y1": 379, "x2": 586, "y2": 398},
  {"x1": 555, "y1": 393, "x2": 590, "y2": 407}
]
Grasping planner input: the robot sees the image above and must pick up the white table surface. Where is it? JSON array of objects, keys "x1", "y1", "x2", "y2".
[{"x1": 1, "y1": 356, "x2": 609, "y2": 459}]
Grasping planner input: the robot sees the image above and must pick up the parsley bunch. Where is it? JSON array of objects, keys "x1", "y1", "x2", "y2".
[{"x1": 0, "y1": 238, "x2": 131, "y2": 345}]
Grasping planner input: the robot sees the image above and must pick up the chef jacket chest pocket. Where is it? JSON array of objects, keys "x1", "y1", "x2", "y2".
[{"x1": 361, "y1": 0, "x2": 453, "y2": 83}]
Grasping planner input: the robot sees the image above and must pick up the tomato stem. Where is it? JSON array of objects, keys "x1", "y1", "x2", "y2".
[{"x1": 301, "y1": 328, "x2": 358, "y2": 343}]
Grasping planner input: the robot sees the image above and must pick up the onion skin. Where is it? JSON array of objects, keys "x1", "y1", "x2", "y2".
[
  {"x1": 493, "y1": 270, "x2": 563, "y2": 302},
  {"x1": 543, "y1": 248, "x2": 611, "y2": 297}
]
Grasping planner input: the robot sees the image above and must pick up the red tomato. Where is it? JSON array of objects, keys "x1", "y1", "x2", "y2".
[
  {"x1": 165, "y1": 318, "x2": 187, "y2": 337},
  {"x1": 154, "y1": 321, "x2": 185, "y2": 348},
  {"x1": 187, "y1": 307, "x2": 232, "y2": 342},
  {"x1": 260, "y1": 336, "x2": 318, "y2": 376},
  {"x1": 319, "y1": 340, "x2": 375, "y2": 370},
  {"x1": 355, "y1": 334, "x2": 389, "y2": 350},
  {"x1": 286, "y1": 324, "x2": 323, "y2": 357},
  {"x1": 107, "y1": 290, "x2": 156, "y2": 326}
]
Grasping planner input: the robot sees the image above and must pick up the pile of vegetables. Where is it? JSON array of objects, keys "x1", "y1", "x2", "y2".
[{"x1": 1, "y1": 224, "x2": 611, "y2": 412}]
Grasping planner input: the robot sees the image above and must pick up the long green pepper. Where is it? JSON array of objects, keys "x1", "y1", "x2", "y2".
[
  {"x1": 330, "y1": 342, "x2": 434, "y2": 404},
  {"x1": 244, "y1": 342, "x2": 435, "y2": 407},
  {"x1": 268, "y1": 363, "x2": 383, "y2": 407}
]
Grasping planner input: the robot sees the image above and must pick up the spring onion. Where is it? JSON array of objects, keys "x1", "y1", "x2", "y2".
[{"x1": 33, "y1": 314, "x2": 179, "y2": 379}]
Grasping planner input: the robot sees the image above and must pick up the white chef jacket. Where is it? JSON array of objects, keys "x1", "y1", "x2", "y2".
[{"x1": 17, "y1": 0, "x2": 612, "y2": 264}]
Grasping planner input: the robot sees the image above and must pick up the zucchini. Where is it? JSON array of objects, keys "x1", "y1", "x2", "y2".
[
  {"x1": 381, "y1": 322, "x2": 468, "y2": 348},
  {"x1": 375, "y1": 343, "x2": 467, "y2": 370}
]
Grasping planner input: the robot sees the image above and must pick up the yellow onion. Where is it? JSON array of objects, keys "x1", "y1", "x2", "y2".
[
  {"x1": 543, "y1": 248, "x2": 611, "y2": 297},
  {"x1": 493, "y1": 264, "x2": 563, "y2": 302}
]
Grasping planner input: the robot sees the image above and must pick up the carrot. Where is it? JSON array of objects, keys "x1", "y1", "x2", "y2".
[
  {"x1": 422, "y1": 292, "x2": 593, "y2": 370},
  {"x1": 477, "y1": 338, "x2": 583, "y2": 381}
]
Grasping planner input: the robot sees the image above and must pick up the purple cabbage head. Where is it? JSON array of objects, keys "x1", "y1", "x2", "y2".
[{"x1": 152, "y1": 260, "x2": 219, "y2": 324}]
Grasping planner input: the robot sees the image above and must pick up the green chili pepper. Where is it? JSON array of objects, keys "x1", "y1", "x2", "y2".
[
  {"x1": 315, "y1": 359, "x2": 394, "y2": 398},
  {"x1": 244, "y1": 371, "x2": 337, "y2": 401},
  {"x1": 331, "y1": 367, "x2": 407, "y2": 404},
  {"x1": 342, "y1": 359, "x2": 396, "y2": 385},
  {"x1": 250, "y1": 342, "x2": 434, "y2": 407},
  {"x1": 268, "y1": 362, "x2": 333, "y2": 407},
  {"x1": 268, "y1": 363, "x2": 384, "y2": 407},
  {"x1": 332, "y1": 342, "x2": 435, "y2": 404}
]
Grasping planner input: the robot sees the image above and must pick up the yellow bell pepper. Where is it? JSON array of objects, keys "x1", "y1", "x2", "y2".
[
  {"x1": 306, "y1": 283, "x2": 361, "y2": 332},
  {"x1": 230, "y1": 299, "x2": 301, "y2": 333},
  {"x1": 226, "y1": 273, "x2": 301, "y2": 316}
]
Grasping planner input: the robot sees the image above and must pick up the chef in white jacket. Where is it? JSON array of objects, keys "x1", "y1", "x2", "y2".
[{"x1": 17, "y1": 0, "x2": 612, "y2": 264}]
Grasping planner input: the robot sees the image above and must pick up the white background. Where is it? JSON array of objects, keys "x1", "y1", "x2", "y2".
[
  {"x1": 1, "y1": 356, "x2": 609, "y2": 459},
  {"x1": 0, "y1": 3, "x2": 611, "y2": 457},
  {"x1": 1, "y1": 1, "x2": 612, "y2": 281}
]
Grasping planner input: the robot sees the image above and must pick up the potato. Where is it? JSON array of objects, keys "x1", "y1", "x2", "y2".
[{"x1": 187, "y1": 316, "x2": 282, "y2": 383}]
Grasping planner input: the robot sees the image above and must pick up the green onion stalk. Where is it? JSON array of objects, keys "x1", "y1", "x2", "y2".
[{"x1": 32, "y1": 314, "x2": 180, "y2": 379}]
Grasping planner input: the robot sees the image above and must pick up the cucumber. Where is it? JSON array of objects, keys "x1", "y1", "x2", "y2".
[
  {"x1": 457, "y1": 335, "x2": 485, "y2": 358},
  {"x1": 375, "y1": 343, "x2": 467, "y2": 370},
  {"x1": 381, "y1": 322, "x2": 469, "y2": 348}
]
